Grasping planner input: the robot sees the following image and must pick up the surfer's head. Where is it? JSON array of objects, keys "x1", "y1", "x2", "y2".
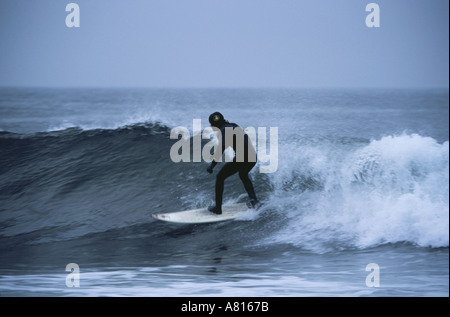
[{"x1": 209, "y1": 112, "x2": 226, "y2": 128}]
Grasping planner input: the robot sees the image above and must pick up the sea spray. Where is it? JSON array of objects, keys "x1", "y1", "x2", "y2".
[{"x1": 267, "y1": 134, "x2": 449, "y2": 252}]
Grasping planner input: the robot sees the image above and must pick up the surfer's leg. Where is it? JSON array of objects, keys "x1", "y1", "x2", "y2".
[
  {"x1": 238, "y1": 162, "x2": 258, "y2": 207},
  {"x1": 214, "y1": 162, "x2": 240, "y2": 210}
]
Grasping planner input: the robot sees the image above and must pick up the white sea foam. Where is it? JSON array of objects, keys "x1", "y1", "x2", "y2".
[{"x1": 267, "y1": 134, "x2": 449, "y2": 251}]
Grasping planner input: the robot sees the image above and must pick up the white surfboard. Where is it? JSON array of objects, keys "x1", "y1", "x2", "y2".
[{"x1": 152, "y1": 203, "x2": 249, "y2": 224}]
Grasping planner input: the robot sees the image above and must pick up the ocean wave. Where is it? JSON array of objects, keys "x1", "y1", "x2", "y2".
[
  {"x1": 0, "y1": 122, "x2": 174, "y2": 242},
  {"x1": 44, "y1": 113, "x2": 176, "y2": 134},
  {"x1": 266, "y1": 133, "x2": 449, "y2": 251},
  {"x1": 0, "y1": 128, "x2": 448, "y2": 253}
]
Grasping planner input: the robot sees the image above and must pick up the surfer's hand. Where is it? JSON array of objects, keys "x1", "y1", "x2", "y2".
[{"x1": 206, "y1": 165, "x2": 214, "y2": 174}]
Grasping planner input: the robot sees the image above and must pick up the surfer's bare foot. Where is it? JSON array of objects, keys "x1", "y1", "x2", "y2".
[{"x1": 208, "y1": 205, "x2": 222, "y2": 215}]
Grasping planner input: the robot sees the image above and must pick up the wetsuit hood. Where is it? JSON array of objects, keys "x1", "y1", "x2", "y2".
[{"x1": 209, "y1": 112, "x2": 227, "y2": 128}]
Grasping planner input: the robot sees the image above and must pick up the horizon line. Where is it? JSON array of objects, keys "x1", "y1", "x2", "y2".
[{"x1": 0, "y1": 85, "x2": 448, "y2": 91}]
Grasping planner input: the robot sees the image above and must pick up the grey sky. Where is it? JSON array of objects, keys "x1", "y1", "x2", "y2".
[{"x1": 0, "y1": 0, "x2": 448, "y2": 88}]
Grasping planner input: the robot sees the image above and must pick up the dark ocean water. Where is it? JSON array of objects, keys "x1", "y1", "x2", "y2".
[{"x1": 0, "y1": 88, "x2": 448, "y2": 296}]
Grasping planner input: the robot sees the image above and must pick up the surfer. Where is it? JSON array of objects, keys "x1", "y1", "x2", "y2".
[{"x1": 206, "y1": 112, "x2": 259, "y2": 215}]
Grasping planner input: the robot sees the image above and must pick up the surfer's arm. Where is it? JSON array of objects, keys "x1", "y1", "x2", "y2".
[
  {"x1": 207, "y1": 153, "x2": 220, "y2": 174},
  {"x1": 207, "y1": 127, "x2": 225, "y2": 173},
  {"x1": 207, "y1": 160, "x2": 217, "y2": 174},
  {"x1": 210, "y1": 160, "x2": 218, "y2": 168},
  {"x1": 210, "y1": 126, "x2": 226, "y2": 163}
]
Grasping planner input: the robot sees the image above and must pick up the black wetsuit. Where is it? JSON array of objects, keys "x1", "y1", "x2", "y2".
[{"x1": 208, "y1": 122, "x2": 258, "y2": 211}]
